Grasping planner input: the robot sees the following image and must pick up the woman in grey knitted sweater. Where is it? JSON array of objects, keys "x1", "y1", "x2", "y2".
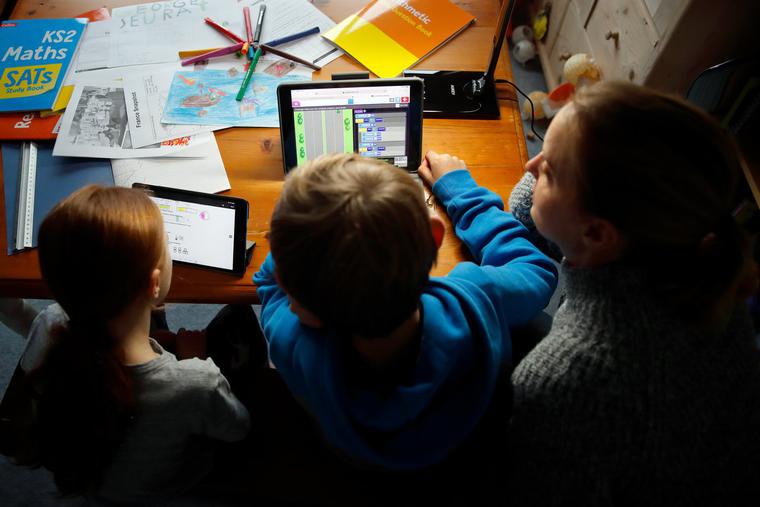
[{"x1": 506, "y1": 81, "x2": 760, "y2": 506}]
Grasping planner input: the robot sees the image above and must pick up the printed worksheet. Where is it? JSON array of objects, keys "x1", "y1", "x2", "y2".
[
  {"x1": 76, "y1": 19, "x2": 113, "y2": 71},
  {"x1": 109, "y1": 0, "x2": 242, "y2": 67},
  {"x1": 54, "y1": 82, "x2": 213, "y2": 158}
]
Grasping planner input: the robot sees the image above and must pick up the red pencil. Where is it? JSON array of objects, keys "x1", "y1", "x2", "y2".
[
  {"x1": 204, "y1": 17, "x2": 245, "y2": 44},
  {"x1": 243, "y1": 7, "x2": 254, "y2": 45},
  {"x1": 243, "y1": 6, "x2": 255, "y2": 58}
]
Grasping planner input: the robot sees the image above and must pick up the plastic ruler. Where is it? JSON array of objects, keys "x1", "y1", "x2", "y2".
[{"x1": 15, "y1": 141, "x2": 38, "y2": 250}]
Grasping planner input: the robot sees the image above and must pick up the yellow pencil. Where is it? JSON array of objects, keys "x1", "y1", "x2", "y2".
[{"x1": 178, "y1": 47, "x2": 221, "y2": 58}]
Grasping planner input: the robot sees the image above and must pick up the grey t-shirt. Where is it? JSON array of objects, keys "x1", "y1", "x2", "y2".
[{"x1": 22, "y1": 304, "x2": 251, "y2": 503}]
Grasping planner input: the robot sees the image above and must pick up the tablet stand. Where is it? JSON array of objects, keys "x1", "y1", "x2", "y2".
[
  {"x1": 404, "y1": 0, "x2": 516, "y2": 119},
  {"x1": 245, "y1": 240, "x2": 256, "y2": 267}
]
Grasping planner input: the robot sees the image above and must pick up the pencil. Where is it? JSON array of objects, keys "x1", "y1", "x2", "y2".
[
  {"x1": 243, "y1": 6, "x2": 254, "y2": 58},
  {"x1": 260, "y1": 44, "x2": 322, "y2": 71},
  {"x1": 236, "y1": 46, "x2": 262, "y2": 101},
  {"x1": 181, "y1": 42, "x2": 244, "y2": 66},
  {"x1": 204, "y1": 17, "x2": 245, "y2": 44},
  {"x1": 243, "y1": 7, "x2": 254, "y2": 43},
  {"x1": 179, "y1": 47, "x2": 222, "y2": 59},
  {"x1": 263, "y1": 26, "x2": 319, "y2": 47}
]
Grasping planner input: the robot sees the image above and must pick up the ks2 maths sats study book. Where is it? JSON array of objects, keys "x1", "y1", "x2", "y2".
[
  {"x1": 0, "y1": 18, "x2": 87, "y2": 113},
  {"x1": 323, "y1": 0, "x2": 475, "y2": 79}
]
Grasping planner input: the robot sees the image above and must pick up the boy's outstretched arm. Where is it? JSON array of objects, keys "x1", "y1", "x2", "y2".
[{"x1": 419, "y1": 151, "x2": 558, "y2": 327}]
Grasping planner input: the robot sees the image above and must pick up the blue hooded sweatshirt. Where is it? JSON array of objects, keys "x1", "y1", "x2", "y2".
[{"x1": 254, "y1": 169, "x2": 557, "y2": 469}]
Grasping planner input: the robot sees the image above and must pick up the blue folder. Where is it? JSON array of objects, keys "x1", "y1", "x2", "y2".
[{"x1": 2, "y1": 142, "x2": 113, "y2": 255}]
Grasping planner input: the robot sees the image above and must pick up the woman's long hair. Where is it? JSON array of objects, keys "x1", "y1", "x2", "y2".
[
  {"x1": 30, "y1": 185, "x2": 165, "y2": 495},
  {"x1": 570, "y1": 81, "x2": 752, "y2": 323}
]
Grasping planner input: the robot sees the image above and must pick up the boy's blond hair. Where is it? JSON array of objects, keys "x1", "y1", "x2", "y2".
[{"x1": 270, "y1": 153, "x2": 437, "y2": 337}]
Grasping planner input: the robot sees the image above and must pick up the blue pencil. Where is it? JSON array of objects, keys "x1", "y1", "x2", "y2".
[{"x1": 263, "y1": 26, "x2": 320, "y2": 47}]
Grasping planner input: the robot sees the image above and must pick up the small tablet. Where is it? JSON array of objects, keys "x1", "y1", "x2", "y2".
[
  {"x1": 133, "y1": 184, "x2": 249, "y2": 275},
  {"x1": 277, "y1": 78, "x2": 424, "y2": 173}
]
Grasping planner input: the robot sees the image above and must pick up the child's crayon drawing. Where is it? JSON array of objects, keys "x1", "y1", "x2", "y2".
[{"x1": 161, "y1": 70, "x2": 309, "y2": 127}]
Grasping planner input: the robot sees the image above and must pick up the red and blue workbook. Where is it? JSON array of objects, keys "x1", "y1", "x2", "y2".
[{"x1": 0, "y1": 18, "x2": 87, "y2": 113}]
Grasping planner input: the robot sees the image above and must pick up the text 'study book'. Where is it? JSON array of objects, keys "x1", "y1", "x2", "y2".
[{"x1": 0, "y1": 18, "x2": 87, "y2": 113}]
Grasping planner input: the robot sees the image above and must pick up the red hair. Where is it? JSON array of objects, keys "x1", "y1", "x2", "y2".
[{"x1": 31, "y1": 185, "x2": 164, "y2": 495}]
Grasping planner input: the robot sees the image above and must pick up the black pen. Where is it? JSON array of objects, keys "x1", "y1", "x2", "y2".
[{"x1": 253, "y1": 4, "x2": 266, "y2": 46}]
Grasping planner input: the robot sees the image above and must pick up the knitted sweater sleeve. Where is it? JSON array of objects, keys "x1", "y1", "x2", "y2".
[
  {"x1": 507, "y1": 171, "x2": 537, "y2": 229},
  {"x1": 507, "y1": 171, "x2": 562, "y2": 261}
]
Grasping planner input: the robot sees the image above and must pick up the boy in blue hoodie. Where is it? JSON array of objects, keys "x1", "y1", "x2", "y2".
[{"x1": 254, "y1": 151, "x2": 557, "y2": 469}]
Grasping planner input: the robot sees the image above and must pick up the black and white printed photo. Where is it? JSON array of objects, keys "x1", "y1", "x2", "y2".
[{"x1": 67, "y1": 86, "x2": 128, "y2": 148}]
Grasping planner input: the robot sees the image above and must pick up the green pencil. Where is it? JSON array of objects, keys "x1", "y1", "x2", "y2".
[{"x1": 236, "y1": 47, "x2": 262, "y2": 101}]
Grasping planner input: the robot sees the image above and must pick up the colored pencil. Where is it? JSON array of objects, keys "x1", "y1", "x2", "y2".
[
  {"x1": 204, "y1": 17, "x2": 245, "y2": 44},
  {"x1": 260, "y1": 44, "x2": 322, "y2": 71},
  {"x1": 243, "y1": 6, "x2": 254, "y2": 58},
  {"x1": 181, "y1": 42, "x2": 244, "y2": 66},
  {"x1": 243, "y1": 6, "x2": 254, "y2": 43},
  {"x1": 263, "y1": 26, "x2": 319, "y2": 47},
  {"x1": 179, "y1": 47, "x2": 222, "y2": 59},
  {"x1": 236, "y1": 46, "x2": 262, "y2": 101}
]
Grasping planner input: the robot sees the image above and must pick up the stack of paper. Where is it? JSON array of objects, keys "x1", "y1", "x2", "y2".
[
  {"x1": 111, "y1": 134, "x2": 230, "y2": 194},
  {"x1": 2, "y1": 0, "x2": 348, "y2": 250},
  {"x1": 108, "y1": 0, "x2": 243, "y2": 68}
]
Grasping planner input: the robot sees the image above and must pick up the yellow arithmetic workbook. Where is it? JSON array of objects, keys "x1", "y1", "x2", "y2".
[{"x1": 323, "y1": 0, "x2": 475, "y2": 78}]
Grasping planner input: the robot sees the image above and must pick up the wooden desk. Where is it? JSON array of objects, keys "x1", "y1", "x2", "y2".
[{"x1": 0, "y1": 0, "x2": 528, "y2": 303}]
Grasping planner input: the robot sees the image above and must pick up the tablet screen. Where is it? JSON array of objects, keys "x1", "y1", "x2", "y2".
[
  {"x1": 289, "y1": 83, "x2": 415, "y2": 168},
  {"x1": 151, "y1": 195, "x2": 237, "y2": 271},
  {"x1": 134, "y1": 183, "x2": 249, "y2": 275}
]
